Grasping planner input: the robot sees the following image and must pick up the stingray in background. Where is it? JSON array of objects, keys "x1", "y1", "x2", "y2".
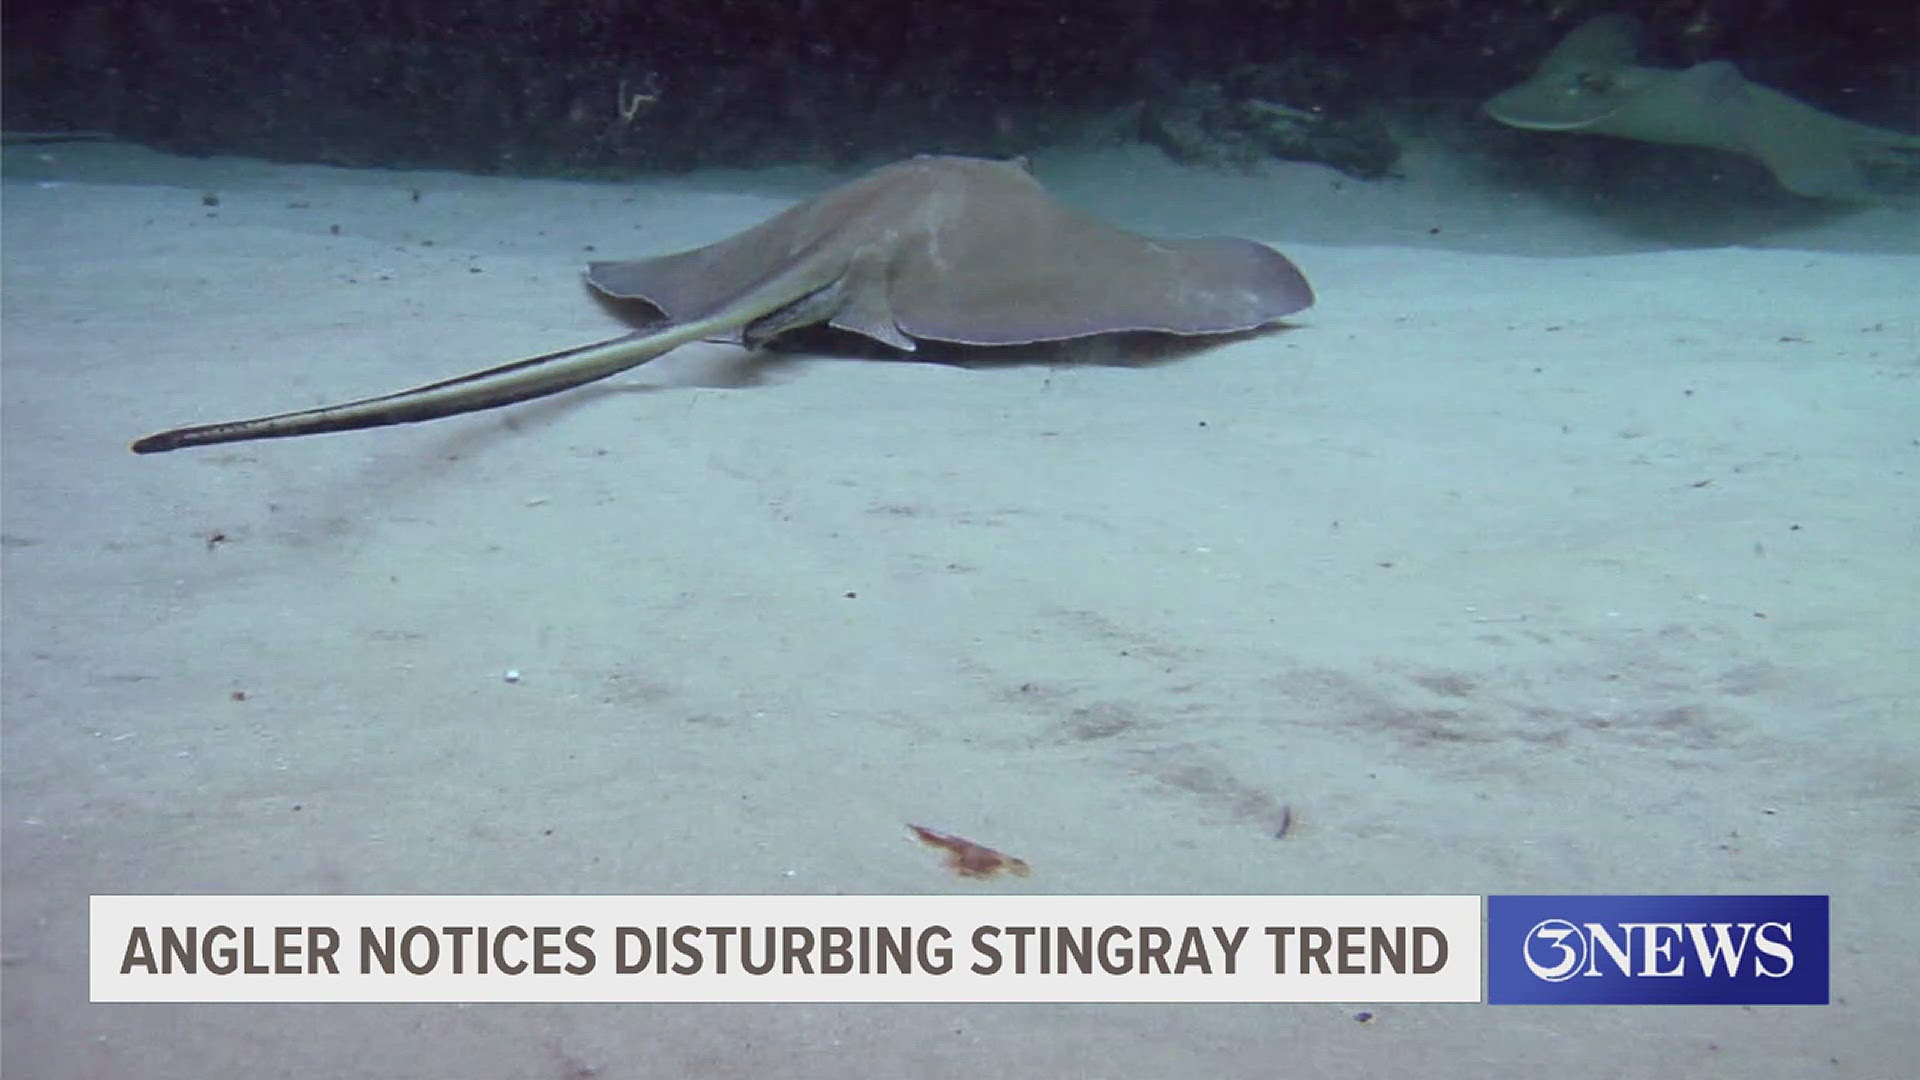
[
  {"x1": 131, "y1": 155, "x2": 1313, "y2": 454},
  {"x1": 1484, "y1": 13, "x2": 1920, "y2": 201}
]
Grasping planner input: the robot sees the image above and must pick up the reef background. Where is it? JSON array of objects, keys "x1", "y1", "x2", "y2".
[{"x1": 4, "y1": 1, "x2": 1915, "y2": 177}]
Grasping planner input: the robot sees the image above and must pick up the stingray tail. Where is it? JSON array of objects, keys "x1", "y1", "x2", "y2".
[{"x1": 130, "y1": 319, "x2": 722, "y2": 454}]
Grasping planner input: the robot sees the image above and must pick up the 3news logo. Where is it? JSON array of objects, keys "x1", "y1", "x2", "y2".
[{"x1": 1487, "y1": 895, "x2": 1828, "y2": 1004}]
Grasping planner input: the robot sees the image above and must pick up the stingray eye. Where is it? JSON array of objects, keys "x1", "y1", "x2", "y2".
[{"x1": 1573, "y1": 71, "x2": 1615, "y2": 95}]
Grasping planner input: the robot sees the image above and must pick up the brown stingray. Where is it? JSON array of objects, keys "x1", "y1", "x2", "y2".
[
  {"x1": 132, "y1": 155, "x2": 1313, "y2": 454},
  {"x1": 1485, "y1": 14, "x2": 1920, "y2": 202}
]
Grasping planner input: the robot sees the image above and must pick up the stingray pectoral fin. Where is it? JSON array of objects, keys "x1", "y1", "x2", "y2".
[
  {"x1": 1538, "y1": 13, "x2": 1643, "y2": 72},
  {"x1": 1717, "y1": 74, "x2": 1920, "y2": 201},
  {"x1": 131, "y1": 317, "x2": 721, "y2": 454}
]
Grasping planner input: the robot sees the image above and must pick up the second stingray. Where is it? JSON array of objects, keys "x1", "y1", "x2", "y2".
[{"x1": 132, "y1": 155, "x2": 1314, "y2": 454}]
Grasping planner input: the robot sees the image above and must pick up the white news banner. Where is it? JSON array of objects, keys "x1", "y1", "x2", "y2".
[{"x1": 93, "y1": 894, "x2": 1482, "y2": 1003}]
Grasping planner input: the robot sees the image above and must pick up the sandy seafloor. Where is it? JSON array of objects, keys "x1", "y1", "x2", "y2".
[{"x1": 2, "y1": 136, "x2": 1916, "y2": 1078}]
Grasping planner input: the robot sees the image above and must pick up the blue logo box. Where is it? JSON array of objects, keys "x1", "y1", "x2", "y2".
[{"x1": 1487, "y1": 895, "x2": 1828, "y2": 1004}]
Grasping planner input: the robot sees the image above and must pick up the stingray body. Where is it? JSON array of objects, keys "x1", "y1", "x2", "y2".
[
  {"x1": 1485, "y1": 14, "x2": 1920, "y2": 201},
  {"x1": 132, "y1": 155, "x2": 1312, "y2": 454}
]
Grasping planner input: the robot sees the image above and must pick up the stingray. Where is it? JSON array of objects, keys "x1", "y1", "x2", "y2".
[
  {"x1": 1484, "y1": 14, "x2": 1920, "y2": 201},
  {"x1": 131, "y1": 155, "x2": 1313, "y2": 454}
]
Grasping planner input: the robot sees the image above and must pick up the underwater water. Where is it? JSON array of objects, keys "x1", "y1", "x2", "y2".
[{"x1": 2, "y1": 3, "x2": 1917, "y2": 1076}]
